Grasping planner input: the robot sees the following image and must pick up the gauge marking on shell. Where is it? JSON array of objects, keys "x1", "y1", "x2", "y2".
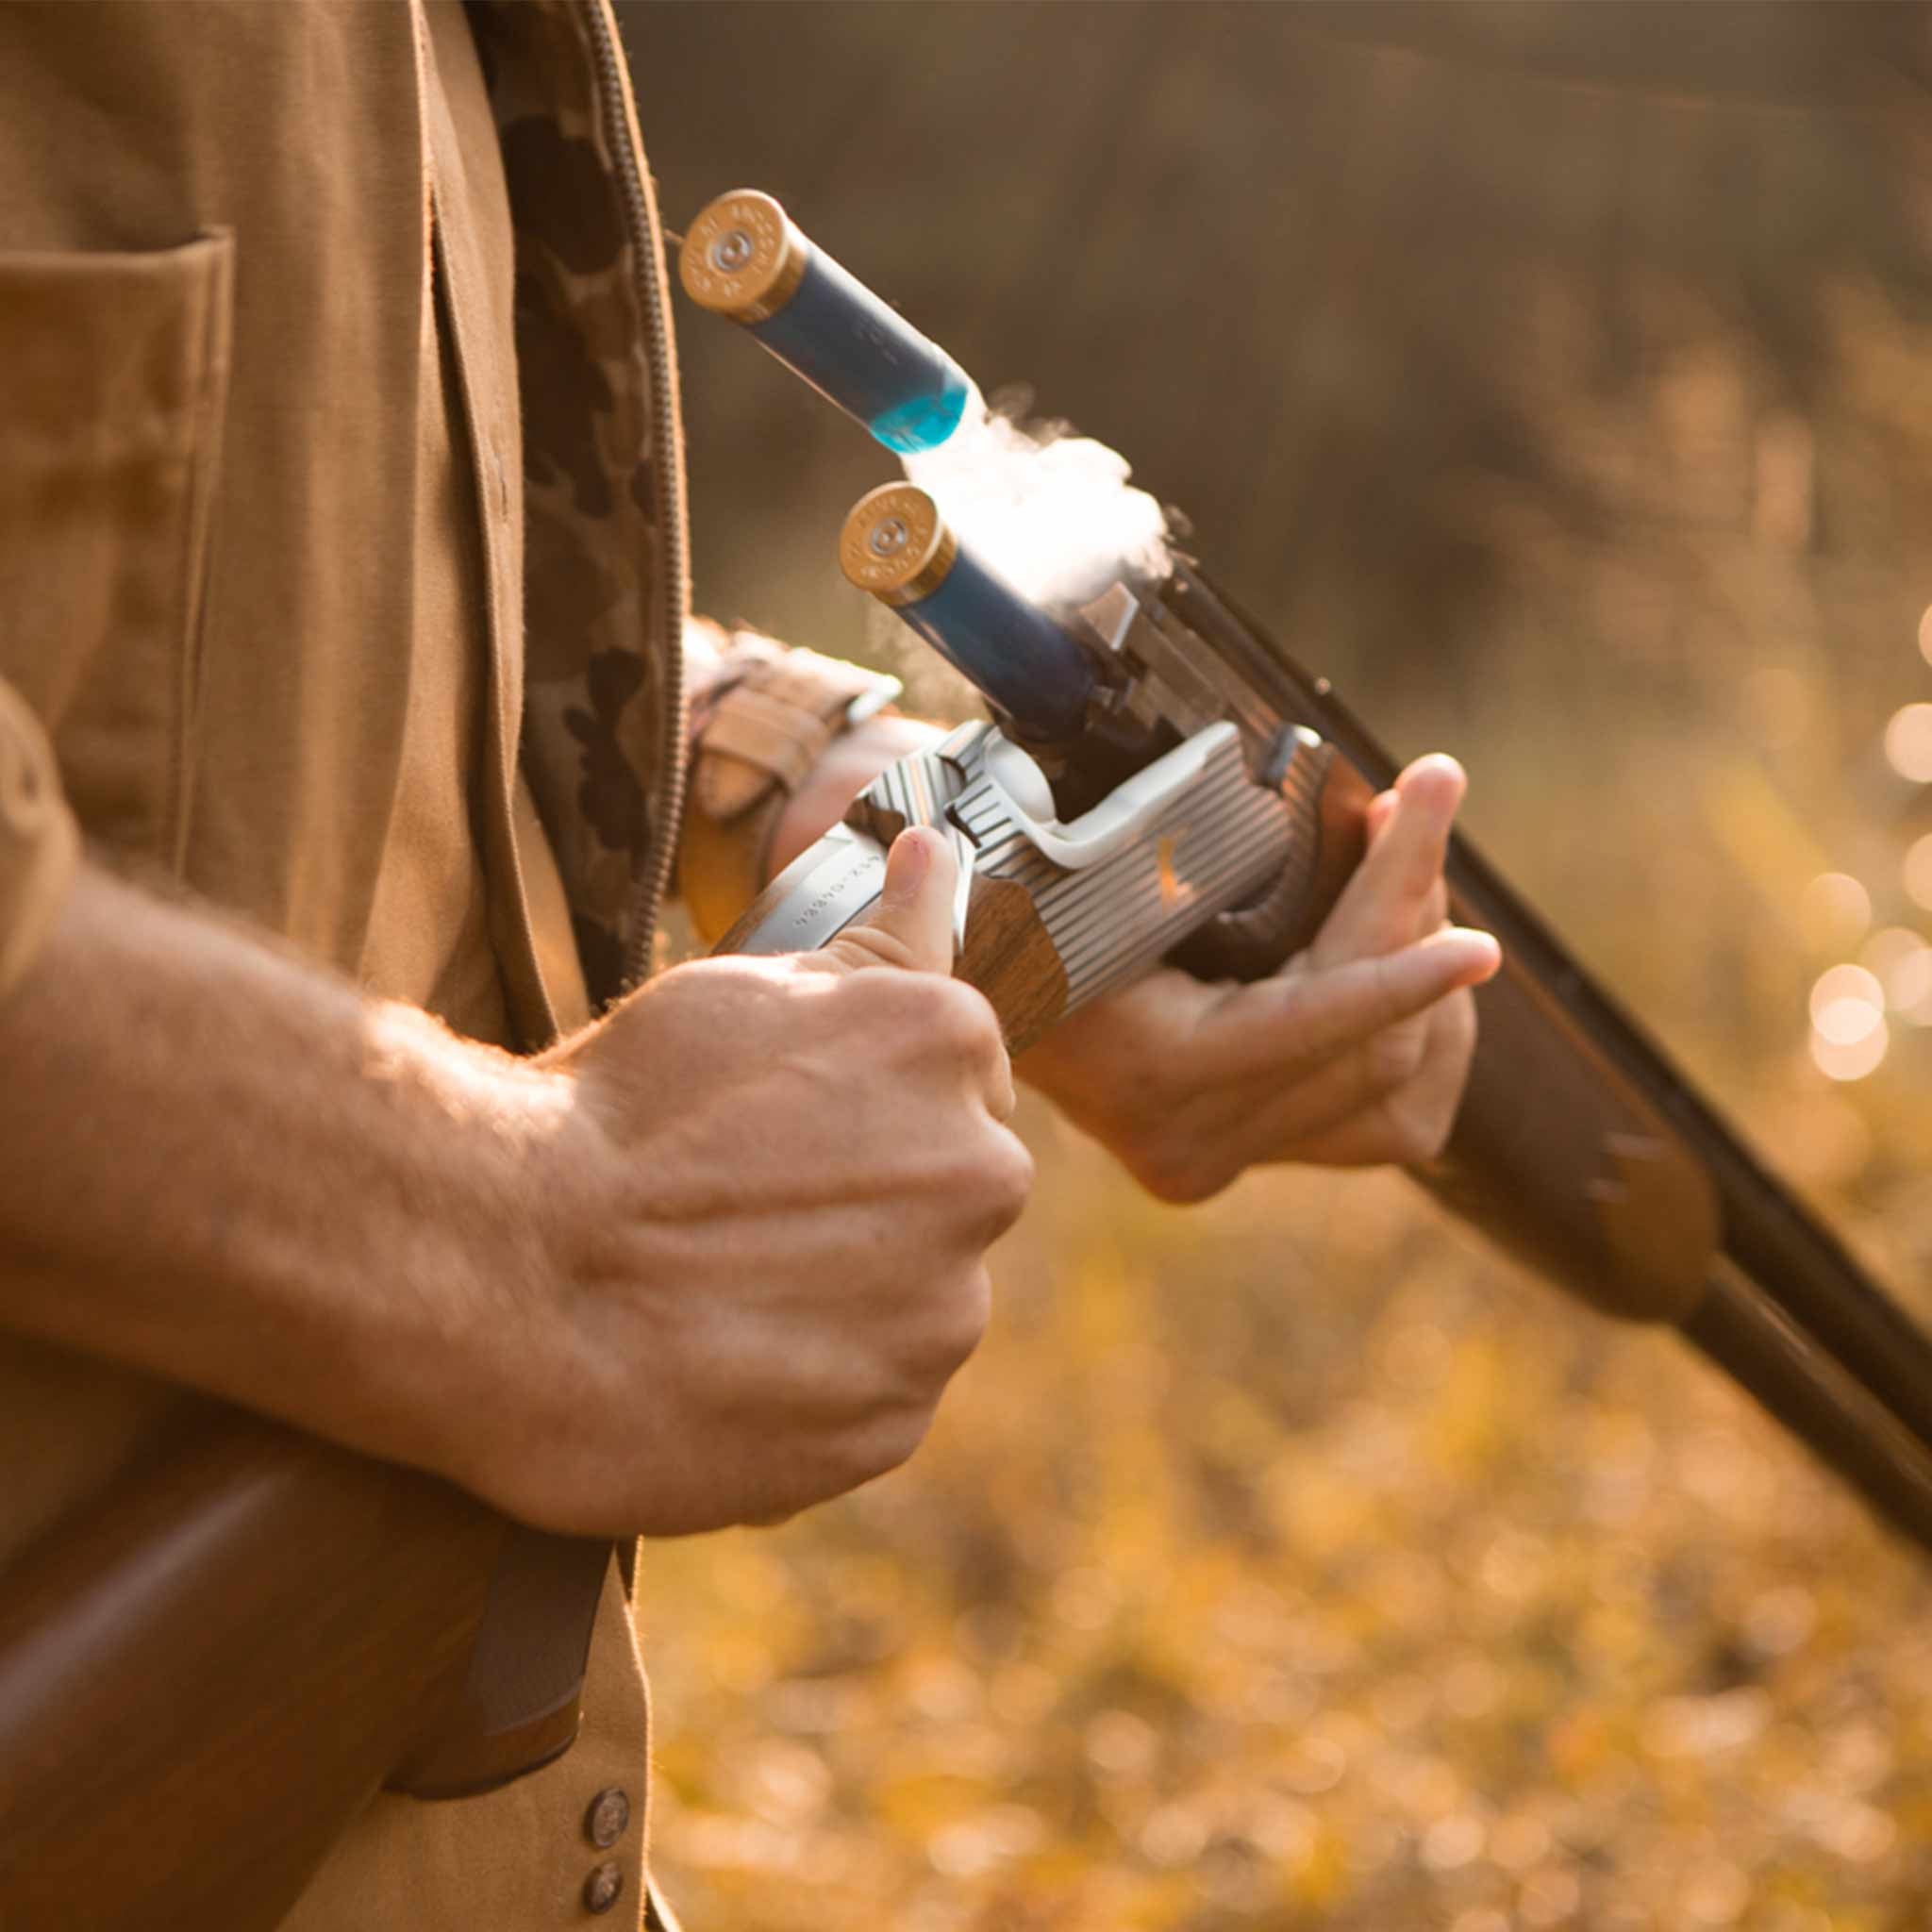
[
  {"x1": 840, "y1": 483, "x2": 958, "y2": 606},
  {"x1": 679, "y1": 190, "x2": 808, "y2": 321}
]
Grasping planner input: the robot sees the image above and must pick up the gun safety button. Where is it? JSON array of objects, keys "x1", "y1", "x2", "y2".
[
  {"x1": 585, "y1": 1787, "x2": 632, "y2": 1850},
  {"x1": 583, "y1": 1860, "x2": 625, "y2": 1915}
]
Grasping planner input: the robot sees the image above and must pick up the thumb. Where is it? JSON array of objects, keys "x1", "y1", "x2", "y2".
[{"x1": 818, "y1": 826, "x2": 958, "y2": 977}]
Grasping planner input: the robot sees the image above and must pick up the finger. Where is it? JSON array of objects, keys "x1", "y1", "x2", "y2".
[
  {"x1": 818, "y1": 826, "x2": 957, "y2": 978},
  {"x1": 1274, "y1": 1096, "x2": 1449, "y2": 1170},
  {"x1": 1243, "y1": 985, "x2": 1469, "y2": 1162},
  {"x1": 1232, "y1": 1014, "x2": 1433, "y2": 1152},
  {"x1": 1363, "y1": 788, "x2": 1398, "y2": 846},
  {"x1": 1310, "y1": 754, "x2": 1466, "y2": 967},
  {"x1": 1420, "y1": 874, "x2": 1448, "y2": 941},
  {"x1": 982, "y1": 1042, "x2": 1021, "y2": 1126},
  {"x1": 1191, "y1": 924, "x2": 1499, "y2": 1082},
  {"x1": 1274, "y1": 992, "x2": 1477, "y2": 1168}
]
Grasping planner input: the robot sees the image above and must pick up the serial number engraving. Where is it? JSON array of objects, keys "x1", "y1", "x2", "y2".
[{"x1": 791, "y1": 855, "x2": 883, "y2": 935}]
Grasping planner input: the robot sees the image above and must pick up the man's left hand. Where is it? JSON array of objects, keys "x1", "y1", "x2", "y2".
[{"x1": 1015, "y1": 754, "x2": 1500, "y2": 1202}]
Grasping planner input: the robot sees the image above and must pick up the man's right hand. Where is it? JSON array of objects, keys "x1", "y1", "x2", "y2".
[
  {"x1": 0, "y1": 832, "x2": 1024, "y2": 1544},
  {"x1": 485, "y1": 826, "x2": 1030, "y2": 1537}
]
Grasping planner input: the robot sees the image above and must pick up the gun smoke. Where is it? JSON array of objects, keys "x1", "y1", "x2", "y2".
[{"x1": 904, "y1": 396, "x2": 1173, "y2": 618}]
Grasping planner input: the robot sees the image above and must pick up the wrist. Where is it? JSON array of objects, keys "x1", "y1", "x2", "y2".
[
  {"x1": 769, "y1": 714, "x2": 944, "y2": 876},
  {"x1": 678, "y1": 631, "x2": 902, "y2": 942},
  {"x1": 345, "y1": 1013, "x2": 593, "y2": 1504}
]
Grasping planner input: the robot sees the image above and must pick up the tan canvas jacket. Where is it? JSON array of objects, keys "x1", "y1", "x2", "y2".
[{"x1": 0, "y1": 1, "x2": 694, "y2": 1923}]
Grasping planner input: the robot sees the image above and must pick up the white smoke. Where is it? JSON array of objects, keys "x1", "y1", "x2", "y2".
[{"x1": 903, "y1": 392, "x2": 1173, "y2": 618}]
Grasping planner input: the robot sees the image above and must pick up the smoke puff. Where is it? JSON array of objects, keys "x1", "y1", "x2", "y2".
[{"x1": 905, "y1": 401, "x2": 1172, "y2": 619}]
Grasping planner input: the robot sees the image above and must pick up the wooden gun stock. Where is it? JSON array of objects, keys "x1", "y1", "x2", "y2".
[{"x1": 0, "y1": 1400, "x2": 609, "y2": 1931}]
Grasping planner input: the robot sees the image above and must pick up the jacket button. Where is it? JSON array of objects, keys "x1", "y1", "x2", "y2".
[
  {"x1": 583, "y1": 1860, "x2": 625, "y2": 1915},
  {"x1": 585, "y1": 1786, "x2": 631, "y2": 1849}
]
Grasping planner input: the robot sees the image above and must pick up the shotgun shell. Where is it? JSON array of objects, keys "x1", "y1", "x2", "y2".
[
  {"x1": 681, "y1": 191, "x2": 976, "y2": 454},
  {"x1": 839, "y1": 484, "x2": 1096, "y2": 744}
]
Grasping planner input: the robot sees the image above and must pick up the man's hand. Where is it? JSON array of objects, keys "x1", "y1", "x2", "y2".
[
  {"x1": 502, "y1": 826, "x2": 1029, "y2": 1536},
  {"x1": 1017, "y1": 756, "x2": 1499, "y2": 1201},
  {"x1": 0, "y1": 834, "x2": 1024, "y2": 1546}
]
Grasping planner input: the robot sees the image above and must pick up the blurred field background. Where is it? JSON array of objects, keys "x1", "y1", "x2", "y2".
[{"x1": 619, "y1": 5, "x2": 1932, "y2": 1926}]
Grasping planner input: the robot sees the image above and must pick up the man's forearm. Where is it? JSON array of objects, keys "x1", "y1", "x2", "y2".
[{"x1": 0, "y1": 861, "x2": 580, "y2": 1493}]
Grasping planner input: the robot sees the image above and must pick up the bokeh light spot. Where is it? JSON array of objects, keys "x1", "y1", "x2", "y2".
[
  {"x1": 1683, "y1": 1859, "x2": 1752, "y2": 1925},
  {"x1": 1882, "y1": 942, "x2": 1932, "y2": 1014},
  {"x1": 1810, "y1": 1019, "x2": 1889, "y2": 1082},
  {"x1": 1919, "y1": 603, "x2": 1932, "y2": 667},
  {"x1": 1858, "y1": 925, "x2": 1923, "y2": 985},
  {"x1": 1798, "y1": 873, "x2": 1871, "y2": 951},
  {"x1": 1906, "y1": 835, "x2": 1932, "y2": 911},
  {"x1": 1809, "y1": 964, "x2": 1884, "y2": 1035},
  {"x1": 1421, "y1": 1813, "x2": 1486, "y2": 1872},
  {"x1": 1815, "y1": 996, "x2": 1881, "y2": 1047},
  {"x1": 1884, "y1": 703, "x2": 1932, "y2": 782},
  {"x1": 1896, "y1": 949, "x2": 1932, "y2": 1024}
]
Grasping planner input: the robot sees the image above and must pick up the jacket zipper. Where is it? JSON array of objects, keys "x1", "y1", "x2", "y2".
[{"x1": 578, "y1": 0, "x2": 690, "y2": 994}]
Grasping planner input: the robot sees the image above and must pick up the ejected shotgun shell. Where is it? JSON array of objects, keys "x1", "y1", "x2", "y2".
[
  {"x1": 840, "y1": 483, "x2": 1096, "y2": 744},
  {"x1": 681, "y1": 190, "x2": 975, "y2": 454}
]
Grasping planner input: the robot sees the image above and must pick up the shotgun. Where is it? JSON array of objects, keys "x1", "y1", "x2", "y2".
[{"x1": 685, "y1": 189, "x2": 1932, "y2": 1555}]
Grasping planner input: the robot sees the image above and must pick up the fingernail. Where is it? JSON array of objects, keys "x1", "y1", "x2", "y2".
[
  {"x1": 1436, "y1": 928, "x2": 1502, "y2": 981},
  {"x1": 1400, "y1": 752, "x2": 1466, "y2": 791},
  {"x1": 882, "y1": 826, "x2": 934, "y2": 905}
]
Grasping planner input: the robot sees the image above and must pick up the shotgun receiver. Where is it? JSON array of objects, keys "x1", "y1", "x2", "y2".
[{"x1": 689, "y1": 190, "x2": 1932, "y2": 1557}]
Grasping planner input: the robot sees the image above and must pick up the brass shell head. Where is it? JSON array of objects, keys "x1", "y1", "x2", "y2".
[
  {"x1": 679, "y1": 190, "x2": 809, "y2": 322},
  {"x1": 840, "y1": 484, "x2": 958, "y2": 608}
]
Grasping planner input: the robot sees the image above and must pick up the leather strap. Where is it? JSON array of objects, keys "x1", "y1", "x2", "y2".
[{"x1": 680, "y1": 632, "x2": 898, "y2": 943}]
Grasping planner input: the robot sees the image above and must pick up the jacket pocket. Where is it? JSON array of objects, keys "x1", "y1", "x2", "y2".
[{"x1": 0, "y1": 231, "x2": 233, "y2": 866}]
